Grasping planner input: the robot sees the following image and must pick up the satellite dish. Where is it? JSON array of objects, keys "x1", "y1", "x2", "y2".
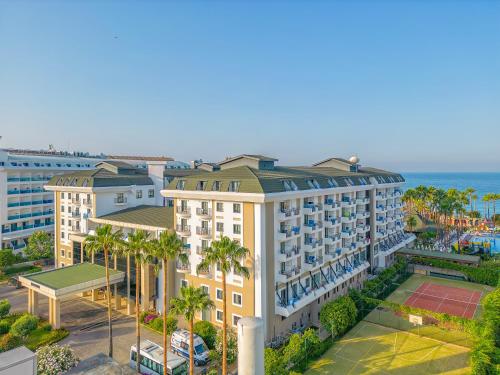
[{"x1": 349, "y1": 155, "x2": 359, "y2": 164}]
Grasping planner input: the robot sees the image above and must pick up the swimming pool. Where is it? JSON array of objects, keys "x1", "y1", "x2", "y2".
[{"x1": 469, "y1": 235, "x2": 500, "y2": 253}]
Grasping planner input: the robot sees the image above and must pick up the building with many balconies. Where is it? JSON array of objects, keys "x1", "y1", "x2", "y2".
[
  {"x1": 0, "y1": 148, "x2": 103, "y2": 252},
  {"x1": 161, "y1": 154, "x2": 415, "y2": 342}
]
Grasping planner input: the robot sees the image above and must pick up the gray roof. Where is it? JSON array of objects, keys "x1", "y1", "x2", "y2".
[
  {"x1": 95, "y1": 205, "x2": 173, "y2": 229},
  {"x1": 46, "y1": 161, "x2": 153, "y2": 188},
  {"x1": 218, "y1": 154, "x2": 278, "y2": 166},
  {"x1": 166, "y1": 165, "x2": 404, "y2": 194}
]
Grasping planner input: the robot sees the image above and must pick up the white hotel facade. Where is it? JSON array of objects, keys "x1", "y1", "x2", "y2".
[
  {"x1": 0, "y1": 149, "x2": 103, "y2": 252},
  {"x1": 161, "y1": 155, "x2": 415, "y2": 341}
]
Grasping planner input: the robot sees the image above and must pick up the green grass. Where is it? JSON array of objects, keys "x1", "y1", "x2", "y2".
[
  {"x1": 306, "y1": 320, "x2": 471, "y2": 375},
  {"x1": 0, "y1": 315, "x2": 68, "y2": 352}
]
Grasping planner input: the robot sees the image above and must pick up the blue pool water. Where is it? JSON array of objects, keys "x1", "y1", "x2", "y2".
[{"x1": 469, "y1": 235, "x2": 500, "y2": 253}]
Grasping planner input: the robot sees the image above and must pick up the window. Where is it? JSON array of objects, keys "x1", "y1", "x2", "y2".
[
  {"x1": 216, "y1": 202, "x2": 224, "y2": 212},
  {"x1": 307, "y1": 179, "x2": 320, "y2": 189},
  {"x1": 148, "y1": 189, "x2": 154, "y2": 198},
  {"x1": 233, "y1": 224, "x2": 241, "y2": 235},
  {"x1": 68, "y1": 206, "x2": 72, "y2": 213},
  {"x1": 136, "y1": 190, "x2": 143, "y2": 199},
  {"x1": 181, "y1": 279, "x2": 188, "y2": 288},
  {"x1": 176, "y1": 180, "x2": 186, "y2": 190},
  {"x1": 232, "y1": 293, "x2": 242, "y2": 306},
  {"x1": 61, "y1": 205, "x2": 65, "y2": 213},
  {"x1": 216, "y1": 222, "x2": 224, "y2": 232},
  {"x1": 196, "y1": 181, "x2": 207, "y2": 190},
  {"x1": 61, "y1": 249, "x2": 65, "y2": 257},
  {"x1": 115, "y1": 193, "x2": 125, "y2": 204},
  {"x1": 228, "y1": 181, "x2": 240, "y2": 192},
  {"x1": 61, "y1": 219, "x2": 65, "y2": 226},
  {"x1": 68, "y1": 193, "x2": 72, "y2": 199},
  {"x1": 212, "y1": 181, "x2": 221, "y2": 191},
  {"x1": 216, "y1": 310, "x2": 224, "y2": 323},
  {"x1": 61, "y1": 193, "x2": 65, "y2": 199},
  {"x1": 232, "y1": 314, "x2": 241, "y2": 327},
  {"x1": 216, "y1": 288, "x2": 223, "y2": 301},
  {"x1": 61, "y1": 232, "x2": 65, "y2": 239},
  {"x1": 233, "y1": 203, "x2": 241, "y2": 213}
]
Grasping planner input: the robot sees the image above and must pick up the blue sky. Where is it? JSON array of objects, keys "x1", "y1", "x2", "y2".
[{"x1": 0, "y1": 1, "x2": 499, "y2": 172}]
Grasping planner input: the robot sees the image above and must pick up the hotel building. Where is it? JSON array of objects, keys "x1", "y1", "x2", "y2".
[
  {"x1": 161, "y1": 155, "x2": 415, "y2": 341},
  {"x1": 0, "y1": 149, "x2": 102, "y2": 252}
]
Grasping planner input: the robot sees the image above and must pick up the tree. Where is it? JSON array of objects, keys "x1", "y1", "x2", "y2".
[
  {"x1": 169, "y1": 286, "x2": 214, "y2": 375},
  {"x1": 320, "y1": 296, "x2": 357, "y2": 341},
  {"x1": 36, "y1": 344, "x2": 79, "y2": 375},
  {"x1": 211, "y1": 327, "x2": 238, "y2": 365},
  {"x1": 282, "y1": 329, "x2": 320, "y2": 372},
  {"x1": 0, "y1": 299, "x2": 11, "y2": 318},
  {"x1": 150, "y1": 229, "x2": 189, "y2": 375},
  {"x1": 465, "y1": 187, "x2": 476, "y2": 214},
  {"x1": 25, "y1": 231, "x2": 53, "y2": 260},
  {"x1": 118, "y1": 229, "x2": 153, "y2": 374},
  {"x1": 84, "y1": 224, "x2": 123, "y2": 358},
  {"x1": 0, "y1": 249, "x2": 16, "y2": 268},
  {"x1": 196, "y1": 235, "x2": 250, "y2": 375},
  {"x1": 193, "y1": 321, "x2": 217, "y2": 350},
  {"x1": 406, "y1": 216, "x2": 417, "y2": 232},
  {"x1": 264, "y1": 348, "x2": 287, "y2": 375}
]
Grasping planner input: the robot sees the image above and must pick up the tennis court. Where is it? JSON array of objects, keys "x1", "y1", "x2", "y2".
[{"x1": 404, "y1": 282, "x2": 482, "y2": 318}]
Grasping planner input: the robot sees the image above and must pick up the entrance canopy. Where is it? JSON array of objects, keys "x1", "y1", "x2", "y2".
[{"x1": 19, "y1": 262, "x2": 125, "y2": 299}]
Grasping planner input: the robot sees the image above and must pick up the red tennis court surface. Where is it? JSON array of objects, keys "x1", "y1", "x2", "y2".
[{"x1": 404, "y1": 282, "x2": 481, "y2": 319}]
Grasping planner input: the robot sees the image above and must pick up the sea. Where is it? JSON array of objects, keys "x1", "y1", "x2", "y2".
[{"x1": 401, "y1": 172, "x2": 500, "y2": 217}]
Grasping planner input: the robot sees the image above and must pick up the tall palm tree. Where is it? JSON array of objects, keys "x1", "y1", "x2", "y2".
[
  {"x1": 406, "y1": 215, "x2": 417, "y2": 232},
  {"x1": 465, "y1": 187, "x2": 475, "y2": 214},
  {"x1": 150, "y1": 230, "x2": 189, "y2": 375},
  {"x1": 84, "y1": 224, "x2": 123, "y2": 358},
  {"x1": 169, "y1": 286, "x2": 214, "y2": 375},
  {"x1": 120, "y1": 230, "x2": 153, "y2": 373},
  {"x1": 197, "y1": 236, "x2": 250, "y2": 375}
]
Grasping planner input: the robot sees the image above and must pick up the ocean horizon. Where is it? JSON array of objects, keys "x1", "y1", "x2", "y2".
[{"x1": 401, "y1": 172, "x2": 500, "y2": 217}]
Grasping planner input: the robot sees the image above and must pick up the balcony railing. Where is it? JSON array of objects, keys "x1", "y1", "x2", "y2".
[
  {"x1": 176, "y1": 225, "x2": 191, "y2": 235},
  {"x1": 196, "y1": 227, "x2": 212, "y2": 237},
  {"x1": 196, "y1": 208, "x2": 212, "y2": 217},
  {"x1": 176, "y1": 261, "x2": 190, "y2": 272}
]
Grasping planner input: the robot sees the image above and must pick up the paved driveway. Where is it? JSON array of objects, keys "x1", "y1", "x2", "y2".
[{"x1": 0, "y1": 283, "x2": 162, "y2": 365}]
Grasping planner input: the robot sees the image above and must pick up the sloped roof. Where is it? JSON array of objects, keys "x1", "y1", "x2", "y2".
[
  {"x1": 166, "y1": 165, "x2": 404, "y2": 194},
  {"x1": 94, "y1": 205, "x2": 173, "y2": 229},
  {"x1": 218, "y1": 154, "x2": 278, "y2": 166}
]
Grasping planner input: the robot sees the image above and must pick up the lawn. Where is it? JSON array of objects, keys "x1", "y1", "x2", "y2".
[
  {"x1": 0, "y1": 313, "x2": 69, "y2": 352},
  {"x1": 306, "y1": 274, "x2": 490, "y2": 374},
  {"x1": 306, "y1": 320, "x2": 471, "y2": 375}
]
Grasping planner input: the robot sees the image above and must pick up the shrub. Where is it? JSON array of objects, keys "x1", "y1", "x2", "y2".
[
  {"x1": 144, "y1": 313, "x2": 158, "y2": 324},
  {"x1": 264, "y1": 347, "x2": 287, "y2": 375},
  {"x1": 0, "y1": 249, "x2": 16, "y2": 268},
  {"x1": 283, "y1": 328, "x2": 321, "y2": 373},
  {"x1": 149, "y1": 316, "x2": 177, "y2": 335},
  {"x1": 211, "y1": 328, "x2": 238, "y2": 365},
  {"x1": 41, "y1": 322, "x2": 52, "y2": 332},
  {"x1": 139, "y1": 311, "x2": 149, "y2": 323},
  {"x1": 193, "y1": 320, "x2": 217, "y2": 350},
  {"x1": 36, "y1": 344, "x2": 78, "y2": 375},
  {"x1": 0, "y1": 299, "x2": 11, "y2": 319},
  {"x1": 0, "y1": 333, "x2": 22, "y2": 352},
  {"x1": 0, "y1": 320, "x2": 10, "y2": 334},
  {"x1": 320, "y1": 296, "x2": 357, "y2": 340},
  {"x1": 10, "y1": 313, "x2": 38, "y2": 337},
  {"x1": 25, "y1": 231, "x2": 53, "y2": 261}
]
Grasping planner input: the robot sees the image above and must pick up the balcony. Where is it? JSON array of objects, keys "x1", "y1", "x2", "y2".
[
  {"x1": 176, "y1": 206, "x2": 191, "y2": 217},
  {"x1": 356, "y1": 224, "x2": 370, "y2": 233},
  {"x1": 196, "y1": 227, "x2": 212, "y2": 238},
  {"x1": 341, "y1": 198, "x2": 355, "y2": 208},
  {"x1": 324, "y1": 217, "x2": 340, "y2": 228},
  {"x1": 376, "y1": 194, "x2": 387, "y2": 201},
  {"x1": 303, "y1": 237, "x2": 322, "y2": 251},
  {"x1": 356, "y1": 211, "x2": 370, "y2": 219},
  {"x1": 277, "y1": 246, "x2": 300, "y2": 262},
  {"x1": 176, "y1": 261, "x2": 190, "y2": 273},
  {"x1": 82, "y1": 199, "x2": 92, "y2": 207},
  {"x1": 276, "y1": 266, "x2": 301, "y2": 283},
  {"x1": 176, "y1": 225, "x2": 191, "y2": 236},
  {"x1": 71, "y1": 225, "x2": 81, "y2": 232},
  {"x1": 71, "y1": 198, "x2": 81, "y2": 204},
  {"x1": 355, "y1": 197, "x2": 369, "y2": 205},
  {"x1": 196, "y1": 208, "x2": 212, "y2": 219},
  {"x1": 114, "y1": 197, "x2": 127, "y2": 205},
  {"x1": 324, "y1": 199, "x2": 340, "y2": 210},
  {"x1": 376, "y1": 205, "x2": 386, "y2": 213},
  {"x1": 376, "y1": 231, "x2": 387, "y2": 239},
  {"x1": 394, "y1": 190, "x2": 403, "y2": 197},
  {"x1": 341, "y1": 214, "x2": 356, "y2": 224},
  {"x1": 341, "y1": 230, "x2": 354, "y2": 239},
  {"x1": 71, "y1": 212, "x2": 81, "y2": 218},
  {"x1": 196, "y1": 246, "x2": 206, "y2": 255},
  {"x1": 197, "y1": 265, "x2": 212, "y2": 278},
  {"x1": 303, "y1": 220, "x2": 320, "y2": 234},
  {"x1": 278, "y1": 207, "x2": 300, "y2": 221},
  {"x1": 303, "y1": 203, "x2": 320, "y2": 215}
]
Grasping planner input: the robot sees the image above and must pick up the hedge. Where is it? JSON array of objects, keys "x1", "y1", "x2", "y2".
[{"x1": 409, "y1": 257, "x2": 500, "y2": 287}]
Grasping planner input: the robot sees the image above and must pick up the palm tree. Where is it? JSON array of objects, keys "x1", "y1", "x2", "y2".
[
  {"x1": 465, "y1": 187, "x2": 475, "y2": 214},
  {"x1": 84, "y1": 224, "x2": 123, "y2": 358},
  {"x1": 406, "y1": 215, "x2": 417, "y2": 232},
  {"x1": 196, "y1": 236, "x2": 250, "y2": 375},
  {"x1": 120, "y1": 230, "x2": 153, "y2": 373},
  {"x1": 483, "y1": 194, "x2": 492, "y2": 220},
  {"x1": 150, "y1": 230, "x2": 189, "y2": 375},
  {"x1": 169, "y1": 286, "x2": 214, "y2": 375}
]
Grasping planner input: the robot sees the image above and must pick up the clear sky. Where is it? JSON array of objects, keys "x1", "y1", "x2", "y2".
[{"x1": 1, "y1": 1, "x2": 499, "y2": 172}]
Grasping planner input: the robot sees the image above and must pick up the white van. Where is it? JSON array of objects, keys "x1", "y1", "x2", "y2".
[
  {"x1": 130, "y1": 339, "x2": 188, "y2": 375},
  {"x1": 170, "y1": 329, "x2": 210, "y2": 366}
]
